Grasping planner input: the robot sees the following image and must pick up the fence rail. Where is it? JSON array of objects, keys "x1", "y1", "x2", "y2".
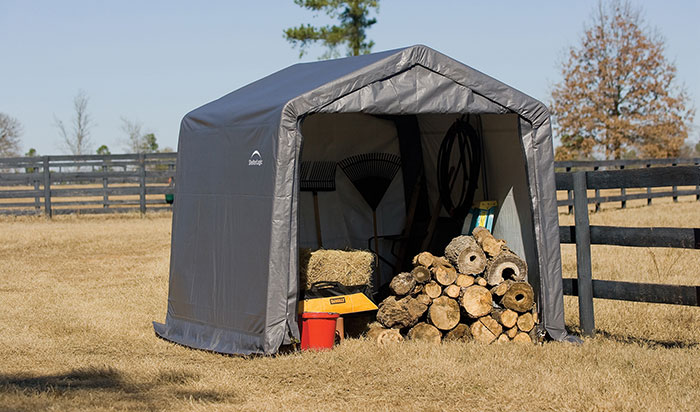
[
  {"x1": 555, "y1": 157, "x2": 700, "y2": 211},
  {"x1": 0, "y1": 153, "x2": 176, "y2": 217},
  {"x1": 556, "y1": 166, "x2": 700, "y2": 337}
]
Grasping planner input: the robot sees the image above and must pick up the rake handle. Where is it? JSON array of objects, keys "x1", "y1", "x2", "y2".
[{"x1": 312, "y1": 191, "x2": 322, "y2": 248}]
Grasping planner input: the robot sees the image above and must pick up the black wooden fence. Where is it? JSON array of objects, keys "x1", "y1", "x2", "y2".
[
  {"x1": 556, "y1": 166, "x2": 700, "y2": 336},
  {"x1": 555, "y1": 157, "x2": 700, "y2": 212},
  {"x1": 0, "y1": 153, "x2": 176, "y2": 217}
]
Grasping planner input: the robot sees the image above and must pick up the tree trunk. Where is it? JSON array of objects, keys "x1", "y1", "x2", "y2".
[
  {"x1": 516, "y1": 312, "x2": 535, "y2": 332},
  {"x1": 455, "y1": 274, "x2": 474, "y2": 288},
  {"x1": 407, "y1": 322, "x2": 441, "y2": 344},
  {"x1": 460, "y1": 285, "x2": 492, "y2": 318},
  {"x1": 424, "y1": 281, "x2": 442, "y2": 299},
  {"x1": 411, "y1": 265, "x2": 432, "y2": 283},
  {"x1": 444, "y1": 235, "x2": 487, "y2": 274},
  {"x1": 485, "y1": 251, "x2": 527, "y2": 286},
  {"x1": 500, "y1": 282, "x2": 535, "y2": 313},
  {"x1": 444, "y1": 284, "x2": 460, "y2": 299},
  {"x1": 492, "y1": 308, "x2": 518, "y2": 329},
  {"x1": 389, "y1": 272, "x2": 416, "y2": 296},
  {"x1": 472, "y1": 227, "x2": 507, "y2": 257},
  {"x1": 443, "y1": 323, "x2": 472, "y2": 342},
  {"x1": 428, "y1": 296, "x2": 461, "y2": 331},
  {"x1": 412, "y1": 251, "x2": 436, "y2": 268}
]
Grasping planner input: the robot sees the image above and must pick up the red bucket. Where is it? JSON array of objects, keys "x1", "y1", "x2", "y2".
[{"x1": 299, "y1": 312, "x2": 339, "y2": 350}]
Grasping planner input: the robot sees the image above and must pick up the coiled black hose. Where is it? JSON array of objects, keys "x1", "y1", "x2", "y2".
[{"x1": 436, "y1": 118, "x2": 482, "y2": 220}]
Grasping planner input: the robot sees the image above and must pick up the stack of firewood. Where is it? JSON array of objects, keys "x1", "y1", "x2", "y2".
[{"x1": 370, "y1": 227, "x2": 539, "y2": 344}]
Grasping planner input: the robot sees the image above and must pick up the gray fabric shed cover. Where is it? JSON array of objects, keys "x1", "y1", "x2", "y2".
[{"x1": 153, "y1": 45, "x2": 568, "y2": 355}]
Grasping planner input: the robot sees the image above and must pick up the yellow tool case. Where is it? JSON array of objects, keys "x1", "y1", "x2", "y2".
[{"x1": 298, "y1": 281, "x2": 377, "y2": 315}]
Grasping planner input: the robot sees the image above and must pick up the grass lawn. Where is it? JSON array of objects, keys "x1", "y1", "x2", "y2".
[{"x1": 1, "y1": 199, "x2": 699, "y2": 411}]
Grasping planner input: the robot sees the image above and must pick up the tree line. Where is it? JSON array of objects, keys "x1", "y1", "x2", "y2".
[{"x1": 0, "y1": 90, "x2": 172, "y2": 158}]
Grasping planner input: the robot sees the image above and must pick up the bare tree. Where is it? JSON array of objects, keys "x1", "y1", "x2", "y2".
[
  {"x1": 121, "y1": 117, "x2": 159, "y2": 153},
  {"x1": 55, "y1": 90, "x2": 94, "y2": 155},
  {"x1": 0, "y1": 113, "x2": 22, "y2": 157}
]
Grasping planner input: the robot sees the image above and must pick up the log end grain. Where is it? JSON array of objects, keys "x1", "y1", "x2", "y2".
[
  {"x1": 407, "y1": 322, "x2": 442, "y2": 344},
  {"x1": 428, "y1": 296, "x2": 461, "y2": 331},
  {"x1": 461, "y1": 285, "x2": 493, "y2": 318}
]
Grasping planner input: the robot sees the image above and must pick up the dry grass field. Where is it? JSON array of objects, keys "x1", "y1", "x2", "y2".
[{"x1": 1, "y1": 198, "x2": 699, "y2": 411}]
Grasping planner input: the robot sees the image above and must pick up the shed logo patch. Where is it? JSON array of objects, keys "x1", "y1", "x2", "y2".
[{"x1": 248, "y1": 150, "x2": 263, "y2": 166}]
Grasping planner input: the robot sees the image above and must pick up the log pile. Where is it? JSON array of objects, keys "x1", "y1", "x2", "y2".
[{"x1": 370, "y1": 227, "x2": 540, "y2": 345}]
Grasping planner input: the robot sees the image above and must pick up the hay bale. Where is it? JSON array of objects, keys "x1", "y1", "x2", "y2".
[{"x1": 299, "y1": 248, "x2": 375, "y2": 290}]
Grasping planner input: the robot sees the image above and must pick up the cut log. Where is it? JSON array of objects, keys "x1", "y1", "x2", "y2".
[
  {"x1": 443, "y1": 323, "x2": 472, "y2": 342},
  {"x1": 428, "y1": 296, "x2": 461, "y2": 331},
  {"x1": 415, "y1": 293, "x2": 432, "y2": 306},
  {"x1": 444, "y1": 235, "x2": 487, "y2": 275},
  {"x1": 512, "y1": 332, "x2": 532, "y2": 344},
  {"x1": 389, "y1": 272, "x2": 416, "y2": 296},
  {"x1": 460, "y1": 285, "x2": 492, "y2": 318},
  {"x1": 411, "y1": 283, "x2": 424, "y2": 296},
  {"x1": 492, "y1": 308, "x2": 518, "y2": 329},
  {"x1": 472, "y1": 227, "x2": 507, "y2": 257},
  {"x1": 476, "y1": 277, "x2": 488, "y2": 287},
  {"x1": 516, "y1": 312, "x2": 535, "y2": 332},
  {"x1": 491, "y1": 279, "x2": 513, "y2": 297},
  {"x1": 485, "y1": 251, "x2": 527, "y2": 286},
  {"x1": 444, "y1": 284, "x2": 461, "y2": 299},
  {"x1": 411, "y1": 265, "x2": 432, "y2": 283},
  {"x1": 403, "y1": 296, "x2": 429, "y2": 325},
  {"x1": 500, "y1": 282, "x2": 535, "y2": 313},
  {"x1": 434, "y1": 264, "x2": 458, "y2": 286},
  {"x1": 496, "y1": 333, "x2": 510, "y2": 343},
  {"x1": 407, "y1": 322, "x2": 441, "y2": 344},
  {"x1": 376, "y1": 296, "x2": 427, "y2": 329},
  {"x1": 412, "y1": 251, "x2": 437, "y2": 268},
  {"x1": 424, "y1": 281, "x2": 442, "y2": 299},
  {"x1": 480, "y1": 316, "x2": 503, "y2": 337},
  {"x1": 455, "y1": 274, "x2": 475, "y2": 288},
  {"x1": 470, "y1": 318, "x2": 497, "y2": 344},
  {"x1": 505, "y1": 326, "x2": 519, "y2": 339},
  {"x1": 366, "y1": 326, "x2": 404, "y2": 345}
]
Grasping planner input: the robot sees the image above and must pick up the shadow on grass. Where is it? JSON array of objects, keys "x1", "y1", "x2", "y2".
[
  {"x1": 0, "y1": 366, "x2": 239, "y2": 411},
  {"x1": 0, "y1": 366, "x2": 128, "y2": 393},
  {"x1": 597, "y1": 330, "x2": 700, "y2": 349}
]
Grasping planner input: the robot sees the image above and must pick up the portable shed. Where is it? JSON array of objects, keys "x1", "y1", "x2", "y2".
[{"x1": 153, "y1": 45, "x2": 570, "y2": 355}]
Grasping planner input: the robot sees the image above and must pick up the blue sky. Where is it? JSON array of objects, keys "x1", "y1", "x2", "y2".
[{"x1": 1, "y1": 0, "x2": 698, "y2": 154}]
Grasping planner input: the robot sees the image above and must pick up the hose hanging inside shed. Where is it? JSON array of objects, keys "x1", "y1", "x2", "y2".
[{"x1": 436, "y1": 117, "x2": 482, "y2": 221}]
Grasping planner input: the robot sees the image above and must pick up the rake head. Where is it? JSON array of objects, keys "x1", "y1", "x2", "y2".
[
  {"x1": 338, "y1": 153, "x2": 401, "y2": 211},
  {"x1": 300, "y1": 161, "x2": 337, "y2": 192}
]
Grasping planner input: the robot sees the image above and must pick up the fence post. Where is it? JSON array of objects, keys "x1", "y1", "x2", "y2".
[
  {"x1": 33, "y1": 178, "x2": 41, "y2": 210},
  {"x1": 619, "y1": 164, "x2": 626, "y2": 209},
  {"x1": 139, "y1": 153, "x2": 146, "y2": 215},
  {"x1": 695, "y1": 162, "x2": 700, "y2": 202},
  {"x1": 566, "y1": 166, "x2": 573, "y2": 214},
  {"x1": 573, "y1": 171, "x2": 595, "y2": 337},
  {"x1": 646, "y1": 164, "x2": 652, "y2": 205},
  {"x1": 42, "y1": 156, "x2": 52, "y2": 218},
  {"x1": 102, "y1": 157, "x2": 109, "y2": 209},
  {"x1": 593, "y1": 166, "x2": 600, "y2": 212},
  {"x1": 672, "y1": 163, "x2": 678, "y2": 202}
]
